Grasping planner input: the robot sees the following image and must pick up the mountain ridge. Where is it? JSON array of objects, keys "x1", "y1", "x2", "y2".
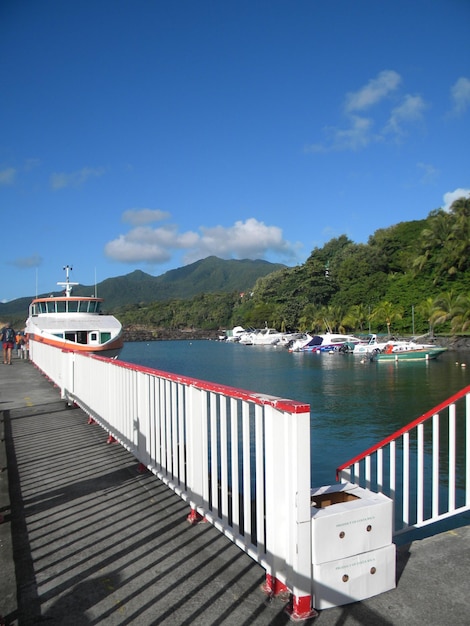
[{"x1": 0, "y1": 257, "x2": 286, "y2": 322}]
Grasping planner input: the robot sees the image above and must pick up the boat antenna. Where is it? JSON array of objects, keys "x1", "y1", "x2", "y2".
[{"x1": 57, "y1": 264, "x2": 78, "y2": 297}]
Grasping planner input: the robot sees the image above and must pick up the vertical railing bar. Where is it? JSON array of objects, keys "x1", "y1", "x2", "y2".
[
  {"x1": 210, "y1": 392, "x2": 218, "y2": 512},
  {"x1": 171, "y1": 379, "x2": 178, "y2": 479},
  {"x1": 230, "y1": 397, "x2": 240, "y2": 535},
  {"x1": 176, "y1": 382, "x2": 184, "y2": 485},
  {"x1": 220, "y1": 395, "x2": 229, "y2": 526},
  {"x1": 389, "y1": 440, "x2": 396, "y2": 533},
  {"x1": 155, "y1": 377, "x2": 162, "y2": 466},
  {"x1": 353, "y1": 461, "x2": 360, "y2": 484},
  {"x1": 403, "y1": 433, "x2": 410, "y2": 527},
  {"x1": 255, "y1": 404, "x2": 265, "y2": 553},
  {"x1": 377, "y1": 447, "x2": 383, "y2": 491},
  {"x1": 160, "y1": 378, "x2": 167, "y2": 472},
  {"x1": 432, "y1": 413, "x2": 440, "y2": 519},
  {"x1": 242, "y1": 401, "x2": 251, "y2": 540},
  {"x1": 165, "y1": 379, "x2": 172, "y2": 474},
  {"x1": 365, "y1": 455, "x2": 371, "y2": 490},
  {"x1": 448, "y1": 404, "x2": 456, "y2": 512},
  {"x1": 417, "y1": 423, "x2": 424, "y2": 525}
]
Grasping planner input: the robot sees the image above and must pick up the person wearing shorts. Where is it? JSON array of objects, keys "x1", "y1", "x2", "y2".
[{"x1": 2, "y1": 323, "x2": 16, "y2": 365}]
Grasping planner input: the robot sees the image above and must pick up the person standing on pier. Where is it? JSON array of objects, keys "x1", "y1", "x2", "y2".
[{"x1": 1, "y1": 323, "x2": 16, "y2": 365}]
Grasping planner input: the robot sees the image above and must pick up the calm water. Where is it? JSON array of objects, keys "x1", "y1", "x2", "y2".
[{"x1": 120, "y1": 340, "x2": 469, "y2": 487}]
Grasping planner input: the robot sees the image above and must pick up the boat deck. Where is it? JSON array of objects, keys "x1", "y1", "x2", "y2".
[{"x1": 1, "y1": 356, "x2": 469, "y2": 625}]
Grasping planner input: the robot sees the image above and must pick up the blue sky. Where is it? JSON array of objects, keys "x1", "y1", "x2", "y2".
[{"x1": 1, "y1": 0, "x2": 469, "y2": 302}]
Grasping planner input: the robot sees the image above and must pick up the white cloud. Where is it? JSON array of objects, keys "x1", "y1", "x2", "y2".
[
  {"x1": 385, "y1": 95, "x2": 426, "y2": 136},
  {"x1": 416, "y1": 162, "x2": 439, "y2": 184},
  {"x1": 105, "y1": 214, "x2": 299, "y2": 266},
  {"x1": 450, "y1": 77, "x2": 470, "y2": 115},
  {"x1": 0, "y1": 167, "x2": 16, "y2": 185},
  {"x1": 307, "y1": 70, "x2": 427, "y2": 152},
  {"x1": 442, "y1": 188, "x2": 470, "y2": 211},
  {"x1": 345, "y1": 70, "x2": 402, "y2": 113},
  {"x1": 122, "y1": 208, "x2": 171, "y2": 225},
  {"x1": 50, "y1": 166, "x2": 105, "y2": 189},
  {"x1": 10, "y1": 254, "x2": 43, "y2": 269}
]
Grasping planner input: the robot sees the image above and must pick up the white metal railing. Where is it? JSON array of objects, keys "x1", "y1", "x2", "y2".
[
  {"x1": 337, "y1": 385, "x2": 470, "y2": 536},
  {"x1": 29, "y1": 340, "x2": 315, "y2": 620}
]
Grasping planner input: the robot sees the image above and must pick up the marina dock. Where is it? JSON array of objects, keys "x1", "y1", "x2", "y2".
[{"x1": 1, "y1": 357, "x2": 469, "y2": 625}]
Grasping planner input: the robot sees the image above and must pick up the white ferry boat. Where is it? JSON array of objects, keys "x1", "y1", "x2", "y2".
[{"x1": 25, "y1": 266, "x2": 123, "y2": 358}]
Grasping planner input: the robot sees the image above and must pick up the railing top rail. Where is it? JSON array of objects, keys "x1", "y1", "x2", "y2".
[
  {"x1": 69, "y1": 349, "x2": 310, "y2": 414},
  {"x1": 336, "y1": 384, "x2": 470, "y2": 479}
]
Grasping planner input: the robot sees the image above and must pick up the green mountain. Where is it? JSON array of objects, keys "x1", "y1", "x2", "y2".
[{"x1": 0, "y1": 257, "x2": 286, "y2": 323}]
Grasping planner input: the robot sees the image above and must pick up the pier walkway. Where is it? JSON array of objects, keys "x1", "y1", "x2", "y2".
[{"x1": 1, "y1": 357, "x2": 469, "y2": 625}]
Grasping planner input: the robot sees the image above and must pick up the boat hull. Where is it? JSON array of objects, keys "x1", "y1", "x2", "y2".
[
  {"x1": 28, "y1": 331, "x2": 123, "y2": 358},
  {"x1": 372, "y1": 348, "x2": 447, "y2": 362}
]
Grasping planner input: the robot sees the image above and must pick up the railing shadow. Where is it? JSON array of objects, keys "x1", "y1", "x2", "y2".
[{"x1": 3, "y1": 396, "x2": 298, "y2": 625}]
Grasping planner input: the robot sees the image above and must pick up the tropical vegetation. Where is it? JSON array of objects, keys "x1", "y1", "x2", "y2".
[{"x1": 117, "y1": 197, "x2": 470, "y2": 337}]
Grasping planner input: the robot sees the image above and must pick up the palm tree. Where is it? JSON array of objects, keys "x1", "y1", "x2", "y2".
[
  {"x1": 450, "y1": 293, "x2": 470, "y2": 334},
  {"x1": 431, "y1": 291, "x2": 460, "y2": 329},
  {"x1": 298, "y1": 303, "x2": 318, "y2": 331},
  {"x1": 371, "y1": 301, "x2": 404, "y2": 337},
  {"x1": 416, "y1": 297, "x2": 436, "y2": 337},
  {"x1": 342, "y1": 304, "x2": 370, "y2": 333}
]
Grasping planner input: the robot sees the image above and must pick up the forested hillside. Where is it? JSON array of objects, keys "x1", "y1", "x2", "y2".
[
  {"x1": 118, "y1": 197, "x2": 470, "y2": 338},
  {"x1": 0, "y1": 257, "x2": 286, "y2": 325}
]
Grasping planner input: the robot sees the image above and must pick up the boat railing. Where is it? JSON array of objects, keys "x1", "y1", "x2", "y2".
[
  {"x1": 28, "y1": 338, "x2": 315, "y2": 619},
  {"x1": 336, "y1": 385, "x2": 470, "y2": 536}
]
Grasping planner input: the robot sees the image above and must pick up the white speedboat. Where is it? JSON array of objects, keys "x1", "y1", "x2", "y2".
[
  {"x1": 219, "y1": 326, "x2": 246, "y2": 341},
  {"x1": 286, "y1": 333, "x2": 314, "y2": 352},
  {"x1": 353, "y1": 334, "x2": 436, "y2": 356},
  {"x1": 25, "y1": 266, "x2": 123, "y2": 358},
  {"x1": 251, "y1": 327, "x2": 285, "y2": 345},
  {"x1": 294, "y1": 333, "x2": 362, "y2": 353}
]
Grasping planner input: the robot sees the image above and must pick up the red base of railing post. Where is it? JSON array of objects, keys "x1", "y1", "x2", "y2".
[
  {"x1": 106, "y1": 434, "x2": 117, "y2": 444},
  {"x1": 263, "y1": 575, "x2": 317, "y2": 621},
  {"x1": 87, "y1": 416, "x2": 96, "y2": 425},
  {"x1": 285, "y1": 594, "x2": 318, "y2": 621},
  {"x1": 186, "y1": 508, "x2": 206, "y2": 525},
  {"x1": 262, "y1": 574, "x2": 290, "y2": 600},
  {"x1": 137, "y1": 462, "x2": 149, "y2": 473}
]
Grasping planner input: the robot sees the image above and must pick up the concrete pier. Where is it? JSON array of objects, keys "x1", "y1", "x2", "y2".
[{"x1": 1, "y1": 357, "x2": 469, "y2": 625}]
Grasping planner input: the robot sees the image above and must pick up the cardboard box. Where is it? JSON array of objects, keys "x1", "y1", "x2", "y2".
[
  {"x1": 313, "y1": 543, "x2": 396, "y2": 610},
  {"x1": 311, "y1": 483, "x2": 392, "y2": 564}
]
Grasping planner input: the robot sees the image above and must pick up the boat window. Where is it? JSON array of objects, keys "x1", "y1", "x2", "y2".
[
  {"x1": 90, "y1": 332, "x2": 98, "y2": 342},
  {"x1": 88, "y1": 301, "x2": 98, "y2": 313},
  {"x1": 56, "y1": 301, "x2": 66, "y2": 313},
  {"x1": 65, "y1": 332, "x2": 76, "y2": 342},
  {"x1": 38, "y1": 302, "x2": 47, "y2": 314},
  {"x1": 67, "y1": 301, "x2": 78, "y2": 313},
  {"x1": 96, "y1": 301, "x2": 102, "y2": 313},
  {"x1": 77, "y1": 331, "x2": 88, "y2": 344},
  {"x1": 78, "y1": 301, "x2": 89, "y2": 313},
  {"x1": 100, "y1": 332, "x2": 111, "y2": 343},
  {"x1": 46, "y1": 301, "x2": 56, "y2": 313},
  {"x1": 52, "y1": 332, "x2": 64, "y2": 338}
]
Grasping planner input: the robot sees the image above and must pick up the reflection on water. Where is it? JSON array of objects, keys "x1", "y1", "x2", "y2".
[{"x1": 120, "y1": 340, "x2": 469, "y2": 486}]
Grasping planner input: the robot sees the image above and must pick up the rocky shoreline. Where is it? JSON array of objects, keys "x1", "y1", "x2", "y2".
[
  {"x1": 123, "y1": 326, "x2": 221, "y2": 342},
  {"x1": 123, "y1": 326, "x2": 470, "y2": 349}
]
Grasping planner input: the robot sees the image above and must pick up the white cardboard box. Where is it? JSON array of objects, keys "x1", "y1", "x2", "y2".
[
  {"x1": 311, "y1": 483, "x2": 392, "y2": 564},
  {"x1": 313, "y1": 543, "x2": 396, "y2": 610}
]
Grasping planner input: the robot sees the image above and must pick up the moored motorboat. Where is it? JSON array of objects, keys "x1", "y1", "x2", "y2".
[
  {"x1": 353, "y1": 334, "x2": 437, "y2": 356},
  {"x1": 370, "y1": 345, "x2": 447, "y2": 362},
  {"x1": 25, "y1": 266, "x2": 123, "y2": 358},
  {"x1": 294, "y1": 332, "x2": 362, "y2": 353},
  {"x1": 220, "y1": 325, "x2": 246, "y2": 342}
]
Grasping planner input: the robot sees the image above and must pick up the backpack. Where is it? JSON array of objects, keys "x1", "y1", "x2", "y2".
[{"x1": 4, "y1": 328, "x2": 14, "y2": 343}]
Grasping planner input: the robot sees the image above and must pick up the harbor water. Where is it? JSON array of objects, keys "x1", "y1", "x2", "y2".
[{"x1": 120, "y1": 340, "x2": 469, "y2": 488}]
